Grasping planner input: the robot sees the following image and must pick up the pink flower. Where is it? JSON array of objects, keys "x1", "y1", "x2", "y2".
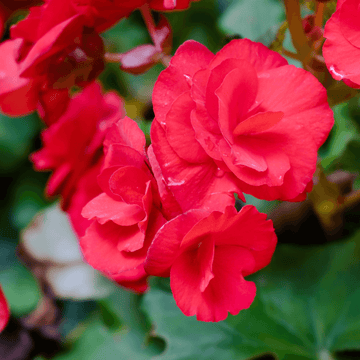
[
  {"x1": 151, "y1": 39, "x2": 333, "y2": 208},
  {"x1": 31, "y1": 82, "x2": 125, "y2": 209},
  {"x1": 79, "y1": 117, "x2": 167, "y2": 292},
  {"x1": 145, "y1": 205, "x2": 277, "y2": 322},
  {"x1": 323, "y1": 0, "x2": 360, "y2": 88},
  {"x1": 0, "y1": 285, "x2": 9, "y2": 332}
]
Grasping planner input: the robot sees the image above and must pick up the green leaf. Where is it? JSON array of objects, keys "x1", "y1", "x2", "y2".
[
  {"x1": 56, "y1": 287, "x2": 165, "y2": 360},
  {"x1": 142, "y1": 233, "x2": 360, "y2": 359},
  {"x1": 55, "y1": 318, "x2": 125, "y2": 360},
  {"x1": 142, "y1": 287, "x2": 261, "y2": 360},
  {"x1": 242, "y1": 194, "x2": 279, "y2": 214},
  {"x1": 0, "y1": 240, "x2": 41, "y2": 316},
  {"x1": 56, "y1": 310, "x2": 164, "y2": 360},
  {"x1": 0, "y1": 113, "x2": 41, "y2": 173},
  {"x1": 218, "y1": 0, "x2": 285, "y2": 43},
  {"x1": 321, "y1": 103, "x2": 360, "y2": 169},
  {"x1": 9, "y1": 169, "x2": 50, "y2": 230}
]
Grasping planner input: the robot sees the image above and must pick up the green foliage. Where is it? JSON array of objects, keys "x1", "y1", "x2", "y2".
[
  {"x1": 321, "y1": 103, "x2": 360, "y2": 188},
  {"x1": 0, "y1": 240, "x2": 41, "y2": 316},
  {"x1": 322, "y1": 104, "x2": 360, "y2": 169},
  {"x1": 0, "y1": 113, "x2": 41, "y2": 173},
  {"x1": 218, "y1": 0, "x2": 285, "y2": 44},
  {"x1": 142, "y1": 232, "x2": 360, "y2": 360},
  {"x1": 55, "y1": 288, "x2": 165, "y2": 359}
]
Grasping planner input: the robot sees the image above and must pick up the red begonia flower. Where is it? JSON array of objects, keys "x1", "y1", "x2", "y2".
[
  {"x1": 0, "y1": 39, "x2": 40, "y2": 116},
  {"x1": 0, "y1": 285, "x2": 9, "y2": 332},
  {"x1": 80, "y1": 117, "x2": 167, "y2": 292},
  {"x1": 67, "y1": 155, "x2": 150, "y2": 293},
  {"x1": 145, "y1": 205, "x2": 277, "y2": 322},
  {"x1": 0, "y1": 0, "x2": 129, "y2": 115},
  {"x1": 323, "y1": 0, "x2": 360, "y2": 88},
  {"x1": 31, "y1": 82, "x2": 125, "y2": 209},
  {"x1": 67, "y1": 160, "x2": 103, "y2": 237},
  {"x1": 151, "y1": 39, "x2": 333, "y2": 205}
]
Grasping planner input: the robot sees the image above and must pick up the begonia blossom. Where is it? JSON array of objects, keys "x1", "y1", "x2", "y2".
[
  {"x1": 79, "y1": 116, "x2": 167, "y2": 292},
  {"x1": 151, "y1": 39, "x2": 333, "y2": 209},
  {"x1": 323, "y1": 0, "x2": 360, "y2": 88},
  {"x1": 31, "y1": 82, "x2": 125, "y2": 209},
  {"x1": 0, "y1": 0, "x2": 120, "y2": 115},
  {"x1": 145, "y1": 205, "x2": 277, "y2": 322}
]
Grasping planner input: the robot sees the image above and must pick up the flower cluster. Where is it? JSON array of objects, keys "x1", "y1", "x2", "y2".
[{"x1": 0, "y1": 0, "x2": 337, "y2": 325}]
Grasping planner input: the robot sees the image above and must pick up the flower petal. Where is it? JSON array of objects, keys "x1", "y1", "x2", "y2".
[
  {"x1": 165, "y1": 91, "x2": 209, "y2": 163},
  {"x1": 171, "y1": 245, "x2": 256, "y2": 322},
  {"x1": 81, "y1": 192, "x2": 144, "y2": 226},
  {"x1": 151, "y1": 120, "x2": 239, "y2": 211},
  {"x1": 209, "y1": 38, "x2": 287, "y2": 72},
  {"x1": 145, "y1": 209, "x2": 209, "y2": 276}
]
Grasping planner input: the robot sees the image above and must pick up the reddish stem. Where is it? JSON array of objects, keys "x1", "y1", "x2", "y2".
[
  {"x1": 104, "y1": 52, "x2": 122, "y2": 63},
  {"x1": 140, "y1": 4, "x2": 159, "y2": 50},
  {"x1": 314, "y1": 1, "x2": 325, "y2": 28}
]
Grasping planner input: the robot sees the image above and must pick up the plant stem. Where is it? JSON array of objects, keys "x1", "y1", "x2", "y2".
[
  {"x1": 314, "y1": 1, "x2": 325, "y2": 28},
  {"x1": 282, "y1": 48, "x2": 300, "y2": 60},
  {"x1": 104, "y1": 52, "x2": 122, "y2": 63},
  {"x1": 140, "y1": 4, "x2": 159, "y2": 49},
  {"x1": 284, "y1": 0, "x2": 312, "y2": 65},
  {"x1": 160, "y1": 54, "x2": 171, "y2": 67}
]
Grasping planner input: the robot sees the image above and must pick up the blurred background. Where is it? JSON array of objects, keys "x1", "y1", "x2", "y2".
[{"x1": 1, "y1": 0, "x2": 360, "y2": 359}]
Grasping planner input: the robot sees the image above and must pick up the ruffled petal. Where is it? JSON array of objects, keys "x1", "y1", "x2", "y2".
[
  {"x1": 81, "y1": 192, "x2": 145, "y2": 226},
  {"x1": 171, "y1": 245, "x2": 256, "y2": 322},
  {"x1": 209, "y1": 38, "x2": 287, "y2": 72},
  {"x1": 144, "y1": 209, "x2": 209, "y2": 276}
]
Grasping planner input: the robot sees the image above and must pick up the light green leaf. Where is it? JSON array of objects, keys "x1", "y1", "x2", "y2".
[{"x1": 218, "y1": 0, "x2": 284, "y2": 43}]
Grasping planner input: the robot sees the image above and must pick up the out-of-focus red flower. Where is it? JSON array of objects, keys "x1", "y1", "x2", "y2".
[
  {"x1": 79, "y1": 117, "x2": 167, "y2": 293},
  {"x1": 302, "y1": 15, "x2": 323, "y2": 44},
  {"x1": 323, "y1": 0, "x2": 360, "y2": 88},
  {"x1": 151, "y1": 39, "x2": 333, "y2": 208},
  {"x1": 0, "y1": 0, "x2": 138, "y2": 116},
  {"x1": 31, "y1": 82, "x2": 125, "y2": 209},
  {"x1": 66, "y1": 160, "x2": 103, "y2": 238},
  {"x1": 0, "y1": 39, "x2": 40, "y2": 115},
  {"x1": 0, "y1": 285, "x2": 9, "y2": 332},
  {"x1": 145, "y1": 205, "x2": 277, "y2": 322}
]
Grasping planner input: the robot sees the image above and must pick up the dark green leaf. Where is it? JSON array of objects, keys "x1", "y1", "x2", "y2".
[
  {"x1": 142, "y1": 232, "x2": 360, "y2": 359},
  {"x1": 0, "y1": 113, "x2": 41, "y2": 173},
  {"x1": 0, "y1": 240, "x2": 41, "y2": 316}
]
